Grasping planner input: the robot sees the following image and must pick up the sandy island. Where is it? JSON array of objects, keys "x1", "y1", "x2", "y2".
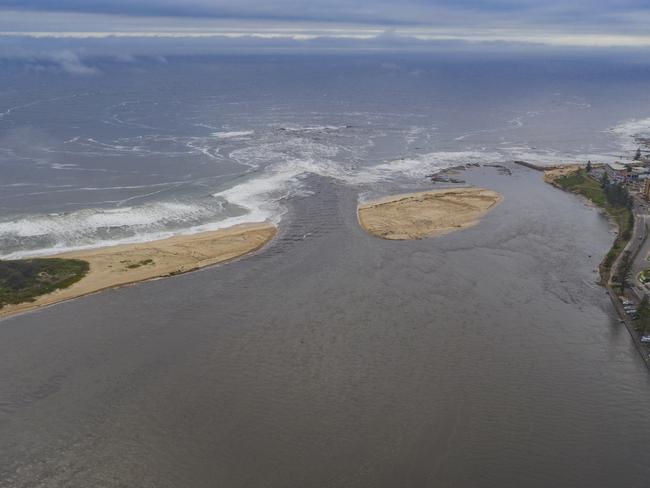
[
  {"x1": 1, "y1": 223, "x2": 276, "y2": 318},
  {"x1": 358, "y1": 187, "x2": 503, "y2": 240}
]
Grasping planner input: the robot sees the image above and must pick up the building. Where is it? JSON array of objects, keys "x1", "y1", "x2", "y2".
[
  {"x1": 605, "y1": 162, "x2": 628, "y2": 183},
  {"x1": 644, "y1": 179, "x2": 650, "y2": 201}
]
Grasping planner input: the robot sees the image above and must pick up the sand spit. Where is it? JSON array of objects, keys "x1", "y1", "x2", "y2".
[
  {"x1": 1, "y1": 223, "x2": 276, "y2": 319},
  {"x1": 358, "y1": 188, "x2": 503, "y2": 240}
]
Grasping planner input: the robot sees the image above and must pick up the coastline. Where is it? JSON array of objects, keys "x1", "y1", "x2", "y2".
[
  {"x1": 358, "y1": 187, "x2": 503, "y2": 240},
  {"x1": 542, "y1": 165, "x2": 632, "y2": 283},
  {"x1": 0, "y1": 223, "x2": 277, "y2": 319},
  {"x1": 540, "y1": 164, "x2": 650, "y2": 369}
]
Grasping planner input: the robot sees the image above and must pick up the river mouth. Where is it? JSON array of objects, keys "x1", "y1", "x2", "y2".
[{"x1": 1, "y1": 163, "x2": 649, "y2": 487}]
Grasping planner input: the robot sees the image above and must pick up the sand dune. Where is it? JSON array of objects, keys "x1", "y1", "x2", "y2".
[
  {"x1": 1, "y1": 223, "x2": 276, "y2": 319},
  {"x1": 358, "y1": 188, "x2": 502, "y2": 240}
]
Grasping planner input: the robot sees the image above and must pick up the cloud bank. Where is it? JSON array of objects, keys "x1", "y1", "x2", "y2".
[{"x1": 1, "y1": 0, "x2": 650, "y2": 50}]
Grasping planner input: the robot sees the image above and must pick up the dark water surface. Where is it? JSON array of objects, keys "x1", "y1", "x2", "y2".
[{"x1": 1, "y1": 165, "x2": 649, "y2": 487}]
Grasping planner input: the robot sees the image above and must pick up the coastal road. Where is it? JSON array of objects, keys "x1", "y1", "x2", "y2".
[
  {"x1": 629, "y1": 214, "x2": 648, "y2": 297},
  {"x1": 629, "y1": 207, "x2": 650, "y2": 298}
]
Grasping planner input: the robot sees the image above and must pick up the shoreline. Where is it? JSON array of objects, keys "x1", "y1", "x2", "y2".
[
  {"x1": 0, "y1": 223, "x2": 277, "y2": 319},
  {"x1": 541, "y1": 165, "x2": 650, "y2": 369},
  {"x1": 358, "y1": 187, "x2": 503, "y2": 240},
  {"x1": 541, "y1": 165, "x2": 632, "y2": 283}
]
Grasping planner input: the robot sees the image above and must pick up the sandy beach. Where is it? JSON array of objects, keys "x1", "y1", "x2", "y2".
[
  {"x1": 0, "y1": 223, "x2": 276, "y2": 318},
  {"x1": 358, "y1": 187, "x2": 503, "y2": 240}
]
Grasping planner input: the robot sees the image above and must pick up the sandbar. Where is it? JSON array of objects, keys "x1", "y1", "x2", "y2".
[
  {"x1": 358, "y1": 188, "x2": 503, "y2": 240},
  {"x1": 1, "y1": 223, "x2": 276, "y2": 318}
]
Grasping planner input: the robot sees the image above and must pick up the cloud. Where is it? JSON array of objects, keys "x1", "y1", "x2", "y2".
[
  {"x1": 1, "y1": 1, "x2": 650, "y2": 49},
  {"x1": 1, "y1": 0, "x2": 649, "y2": 31},
  {"x1": 48, "y1": 50, "x2": 99, "y2": 74},
  {"x1": 0, "y1": 39, "x2": 101, "y2": 75}
]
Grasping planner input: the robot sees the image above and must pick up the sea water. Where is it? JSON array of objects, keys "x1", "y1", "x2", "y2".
[{"x1": 1, "y1": 53, "x2": 649, "y2": 257}]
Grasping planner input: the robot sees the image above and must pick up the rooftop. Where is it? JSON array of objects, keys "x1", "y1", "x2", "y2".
[{"x1": 607, "y1": 162, "x2": 627, "y2": 171}]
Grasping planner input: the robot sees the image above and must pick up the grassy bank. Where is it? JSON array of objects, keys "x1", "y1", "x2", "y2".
[
  {"x1": 0, "y1": 258, "x2": 89, "y2": 308},
  {"x1": 550, "y1": 168, "x2": 633, "y2": 282}
]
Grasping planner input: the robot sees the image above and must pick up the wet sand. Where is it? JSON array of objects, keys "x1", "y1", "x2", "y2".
[
  {"x1": 358, "y1": 187, "x2": 503, "y2": 240},
  {"x1": 0, "y1": 223, "x2": 276, "y2": 319}
]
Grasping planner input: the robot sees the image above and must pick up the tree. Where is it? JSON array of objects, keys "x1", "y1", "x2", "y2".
[
  {"x1": 586, "y1": 160, "x2": 592, "y2": 172},
  {"x1": 634, "y1": 148, "x2": 642, "y2": 161},
  {"x1": 617, "y1": 251, "x2": 632, "y2": 292},
  {"x1": 600, "y1": 172, "x2": 609, "y2": 188},
  {"x1": 636, "y1": 295, "x2": 650, "y2": 334}
]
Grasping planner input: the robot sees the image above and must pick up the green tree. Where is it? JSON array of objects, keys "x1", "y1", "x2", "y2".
[
  {"x1": 586, "y1": 160, "x2": 592, "y2": 172},
  {"x1": 636, "y1": 295, "x2": 650, "y2": 334},
  {"x1": 617, "y1": 251, "x2": 631, "y2": 292},
  {"x1": 600, "y1": 172, "x2": 609, "y2": 188}
]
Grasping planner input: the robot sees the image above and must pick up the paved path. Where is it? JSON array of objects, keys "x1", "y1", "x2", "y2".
[{"x1": 632, "y1": 213, "x2": 650, "y2": 294}]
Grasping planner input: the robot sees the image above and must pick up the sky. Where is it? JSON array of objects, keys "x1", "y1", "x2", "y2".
[{"x1": 1, "y1": 0, "x2": 650, "y2": 58}]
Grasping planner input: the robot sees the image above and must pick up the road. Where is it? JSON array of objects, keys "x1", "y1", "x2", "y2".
[{"x1": 628, "y1": 212, "x2": 649, "y2": 298}]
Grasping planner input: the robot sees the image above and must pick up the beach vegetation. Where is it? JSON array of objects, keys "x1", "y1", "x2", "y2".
[
  {"x1": 0, "y1": 258, "x2": 89, "y2": 308},
  {"x1": 126, "y1": 259, "x2": 154, "y2": 269}
]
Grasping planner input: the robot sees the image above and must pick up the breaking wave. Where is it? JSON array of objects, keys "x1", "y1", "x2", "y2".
[
  {"x1": 212, "y1": 131, "x2": 255, "y2": 139},
  {"x1": 5, "y1": 114, "x2": 647, "y2": 258},
  {"x1": 610, "y1": 118, "x2": 650, "y2": 152}
]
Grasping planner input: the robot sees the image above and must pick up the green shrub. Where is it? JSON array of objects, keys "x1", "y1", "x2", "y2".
[{"x1": 0, "y1": 258, "x2": 89, "y2": 308}]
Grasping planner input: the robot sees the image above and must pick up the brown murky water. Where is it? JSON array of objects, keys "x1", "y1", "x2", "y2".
[{"x1": 1, "y1": 165, "x2": 649, "y2": 487}]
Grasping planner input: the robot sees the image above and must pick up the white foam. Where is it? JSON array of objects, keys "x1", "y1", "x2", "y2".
[
  {"x1": 211, "y1": 150, "x2": 504, "y2": 231},
  {"x1": 2, "y1": 144, "x2": 519, "y2": 258},
  {"x1": 212, "y1": 158, "x2": 351, "y2": 225},
  {"x1": 357, "y1": 151, "x2": 503, "y2": 182},
  {"x1": 279, "y1": 125, "x2": 349, "y2": 132},
  {"x1": 0, "y1": 200, "x2": 232, "y2": 259},
  {"x1": 212, "y1": 131, "x2": 255, "y2": 139},
  {"x1": 15, "y1": 111, "x2": 634, "y2": 258},
  {"x1": 0, "y1": 202, "x2": 206, "y2": 238},
  {"x1": 502, "y1": 145, "x2": 622, "y2": 167},
  {"x1": 50, "y1": 163, "x2": 79, "y2": 170},
  {"x1": 610, "y1": 118, "x2": 650, "y2": 152}
]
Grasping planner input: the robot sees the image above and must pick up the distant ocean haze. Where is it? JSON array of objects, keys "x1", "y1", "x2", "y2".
[{"x1": 0, "y1": 53, "x2": 649, "y2": 257}]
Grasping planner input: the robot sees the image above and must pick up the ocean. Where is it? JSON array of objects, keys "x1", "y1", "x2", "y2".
[{"x1": 1, "y1": 52, "x2": 649, "y2": 257}]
